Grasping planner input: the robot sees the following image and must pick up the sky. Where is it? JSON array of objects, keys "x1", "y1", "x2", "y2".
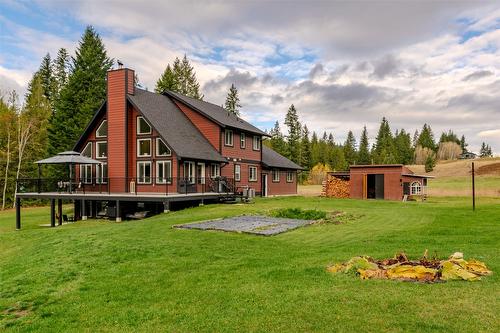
[{"x1": 1, "y1": 0, "x2": 499, "y2": 153}]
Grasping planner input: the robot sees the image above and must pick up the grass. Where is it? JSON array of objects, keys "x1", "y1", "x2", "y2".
[
  {"x1": 1, "y1": 196, "x2": 499, "y2": 332},
  {"x1": 269, "y1": 207, "x2": 327, "y2": 220}
]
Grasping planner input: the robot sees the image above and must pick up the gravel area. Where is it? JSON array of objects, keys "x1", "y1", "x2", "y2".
[{"x1": 175, "y1": 215, "x2": 313, "y2": 235}]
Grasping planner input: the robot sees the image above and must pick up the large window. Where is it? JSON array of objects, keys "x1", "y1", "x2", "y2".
[
  {"x1": 137, "y1": 161, "x2": 151, "y2": 184},
  {"x1": 137, "y1": 116, "x2": 151, "y2": 134},
  {"x1": 272, "y1": 169, "x2": 280, "y2": 182},
  {"x1": 225, "y1": 129, "x2": 233, "y2": 146},
  {"x1": 96, "y1": 120, "x2": 107, "y2": 138},
  {"x1": 82, "y1": 142, "x2": 92, "y2": 158},
  {"x1": 286, "y1": 171, "x2": 294, "y2": 183},
  {"x1": 411, "y1": 181, "x2": 422, "y2": 195},
  {"x1": 137, "y1": 138, "x2": 151, "y2": 157},
  {"x1": 96, "y1": 141, "x2": 107, "y2": 158},
  {"x1": 253, "y1": 136, "x2": 261, "y2": 151},
  {"x1": 249, "y1": 166, "x2": 257, "y2": 182},
  {"x1": 80, "y1": 164, "x2": 92, "y2": 184},
  {"x1": 97, "y1": 163, "x2": 108, "y2": 184},
  {"x1": 156, "y1": 138, "x2": 171, "y2": 156},
  {"x1": 234, "y1": 164, "x2": 241, "y2": 181},
  {"x1": 240, "y1": 133, "x2": 246, "y2": 149},
  {"x1": 211, "y1": 164, "x2": 220, "y2": 178},
  {"x1": 156, "y1": 161, "x2": 172, "y2": 184},
  {"x1": 184, "y1": 161, "x2": 195, "y2": 184}
]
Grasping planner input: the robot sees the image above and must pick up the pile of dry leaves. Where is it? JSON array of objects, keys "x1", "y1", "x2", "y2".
[{"x1": 327, "y1": 251, "x2": 492, "y2": 282}]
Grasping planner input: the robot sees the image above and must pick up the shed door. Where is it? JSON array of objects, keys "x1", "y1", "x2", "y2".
[
  {"x1": 403, "y1": 182, "x2": 410, "y2": 195},
  {"x1": 375, "y1": 174, "x2": 384, "y2": 199}
]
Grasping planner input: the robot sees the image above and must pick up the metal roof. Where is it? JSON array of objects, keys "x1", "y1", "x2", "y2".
[
  {"x1": 128, "y1": 89, "x2": 226, "y2": 162},
  {"x1": 36, "y1": 151, "x2": 103, "y2": 165},
  {"x1": 401, "y1": 173, "x2": 435, "y2": 178},
  {"x1": 262, "y1": 145, "x2": 303, "y2": 170},
  {"x1": 165, "y1": 91, "x2": 269, "y2": 136}
]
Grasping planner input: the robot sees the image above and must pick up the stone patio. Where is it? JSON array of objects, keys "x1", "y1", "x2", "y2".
[{"x1": 175, "y1": 215, "x2": 313, "y2": 236}]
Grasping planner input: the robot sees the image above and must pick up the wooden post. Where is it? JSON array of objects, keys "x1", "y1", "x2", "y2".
[
  {"x1": 163, "y1": 201, "x2": 170, "y2": 213},
  {"x1": 50, "y1": 199, "x2": 56, "y2": 227},
  {"x1": 472, "y1": 162, "x2": 476, "y2": 211},
  {"x1": 15, "y1": 197, "x2": 21, "y2": 230},
  {"x1": 116, "y1": 200, "x2": 121, "y2": 222},
  {"x1": 57, "y1": 199, "x2": 62, "y2": 226},
  {"x1": 81, "y1": 200, "x2": 87, "y2": 220}
]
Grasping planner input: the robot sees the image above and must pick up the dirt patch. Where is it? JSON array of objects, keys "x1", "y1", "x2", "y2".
[
  {"x1": 1, "y1": 301, "x2": 33, "y2": 328},
  {"x1": 477, "y1": 162, "x2": 500, "y2": 176}
]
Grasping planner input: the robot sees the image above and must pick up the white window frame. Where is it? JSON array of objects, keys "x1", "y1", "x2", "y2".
[
  {"x1": 410, "y1": 181, "x2": 422, "y2": 195},
  {"x1": 137, "y1": 138, "x2": 152, "y2": 157},
  {"x1": 211, "y1": 164, "x2": 220, "y2": 178},
  {"x1": 197, "y1": 163, "x2": 206, "y2": 184},
  {"x1": 253, "y1": 136, "x2": 261, "y2": 151},
  {"x1": 156, "y1": 138, "x2": 171, "y2": 156},
  {"x1": 96, "y1": 120, "x2": 107, "y2": 138},
  {"x1": 184, "y1": 161, "x2": 195, "y2": 184},
  {"x1": 225, "y1": 129, "x2": 233, "y2": 146},
  {"x1": 96, "y1": 141, "x2": 107, "y2": 159},
  {"x1": 82, "y1": 142, "x2": 92, "y2": 158},
  {"x1": 80, "y1": 164, "x2": 92, "y2": 184},
  {"x1": 240, "y1": 133, "x2": 246, "y2": 149},
  {"x1": 286, "y1": 171, "x2": 294, "y2": 183},
  {"x1": 137, "y1": 161, "x2": 152, "y2": 184},
  {"x1": 272, "y1": 169, "x2": 280, "y2": 182},
  {"x1": 249, "y1": 166, "x2": 257, "y2": 182},
  {"x1": 137, "y1": 116, "x2": 151, "y2": 135},
  {"x1": 96, "y1": 163, "x2": 108, "y2": 184},
  {"x1": 234, "y1": 164, "x2": 241, "y2": 181},
  {"x1": 156, "y1": 160, "x2": 172, "y2": 184}
]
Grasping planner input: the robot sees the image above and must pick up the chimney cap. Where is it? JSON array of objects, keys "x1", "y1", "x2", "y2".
[{"x1": 117, "y1": 60, "x2": 123, "y2": 69}]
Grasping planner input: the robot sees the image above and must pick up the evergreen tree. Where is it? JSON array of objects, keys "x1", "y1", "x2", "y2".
[
  {"x1": 176, "y1": 55, "x2": 203, "y2": 99},
  {"x1": 49, "y1": 26, "x2": 113, "y2": 155},
  {"x1": 460, "y1": 135, "x2": 468, "y2": 154},
  {"x1": 439, "y1": 130, "x2": 460, "y2": 144},
  {"x1": 480, "y1": 142, "x2": 493, "y2": 157},
  {"x1": 412, "y1": 129, "x2": 419, "y2": 148},
  {"x1": 301, "y1": 125, "x2": 312, "y2": 169},
  {"x1": 417, "y1": 124, "x2": 436, "y2": 151},
  {"x1": 425, "y1": 155, "x2": 436, "y2": 172},
  {"x1": 373, "y1": 117, "x2": 395, "y2": 163},
  {"x1": 358, "y1": 126, "x2": 371, "y2": 164},
  {"x1": 329, "y1": 146, "x2": 348, "y2": 171},
  {"x1": 284, "y1": 104, "x2": 301, "y2": 163},
  {"x1": 343, "y1": 130, "x2": 357, "y2": 165},
  {"x1": 393, "y1": 129, "x2": 413, "y2": 164},
  {"x1": 310, "y1": 131, "x2": 320, "y2": 166},
  {"x1": 155, "y1": 64, "x2": 178, "y2": 93},
  {"x1": 224, "y1": 83, "x2": 242, "y2": 116},
  {"x1": 269, "y1": 121, "x2": 287, "y2": 156},
  {"x1": 52, "y1": 48, "x2": 70, "y2": 103},
  {"x1": 36, "y1": 53, "x2": 54, "y2": 103}
]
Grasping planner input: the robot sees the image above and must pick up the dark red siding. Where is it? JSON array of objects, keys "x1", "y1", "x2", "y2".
[{"x1": 350, "y1": 166, "x2": 403, "y2": 200}]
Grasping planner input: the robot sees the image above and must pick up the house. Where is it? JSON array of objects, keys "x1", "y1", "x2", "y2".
[
  {"x1": 459, "y1": 152, "x2": 477, "y2": 159},
  {"x1": 15, "y1": 67, "x2": 302, "y2": 226},
  {"x1": 327, "y1": 164, "x2": 433, "y2": 201}
]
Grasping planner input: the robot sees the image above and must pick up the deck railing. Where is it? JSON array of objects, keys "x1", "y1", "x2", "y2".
[{"x1": 16, "y1": 177, "x2": 236, "y2": 196}]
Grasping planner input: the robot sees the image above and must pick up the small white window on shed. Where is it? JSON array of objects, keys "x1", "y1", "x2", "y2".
[{"x1": 410, "y1": 181, "x2": 421, "y2": 195}]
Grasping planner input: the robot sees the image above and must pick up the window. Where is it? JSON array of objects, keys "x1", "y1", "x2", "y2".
[
  {"x1": 96, "y1": 141, "x2": 107, "y2": 158},
  {"x1": 234, "y1": 164, "x2": 241, "y2": 181},
  {"x1": 272, "y1": 169, "x2": 280, "y2": 182},
  {"x1": 137, "y1": 116, "x2": 151, "y2": 134},
  {"x1": 96, "y1": 120, "x2": 107, "y2": 137},
  {"x1": 240, "y1": 133, "x2": 246, "y2": 149},
  {"x1": 156, "y1": 161, "x2": 172, "y2": 184},
  {"x1": 249, "y1": 166, "x2": 257, "y2": 182},
  {"x1": 197, "y1": 163, "x2": 205, "y2": 184},
  {"x1": 211, "y1": 164, "x2": 220, "y2": 178},
  {"x1": 286, "y1": 171, "x2": 294, "y2": 183},
  {"x1": 184, "y1": 161, "x2": 195, "y2": 184},
  {"x1": 97, "y1": 163, "x2": 108, "y2": 184},
  {"x1": 137, "y1": 161, "x2": 151, "y2": 184},
  {"x1": 137, "y1": 138, "x2": 151, "y2": 157},
  {"x1": 410, "y1": 181, "x2": 422, "y2": 195},
  {"x1": 253, "y1": 136, "x2": 261, "y2": 150},
  {"x1": 82, "y1": 142, "x2": 92, "y2": 158},
  {"x1": 156, "y1": 138, "x2": 171, "y2": 156},
  {"x1": 80, "y1": 164, "x2": 92, "y2": 184},
  {"x1": 225, "y1": 129, "x2": 233, "y2": 146}
]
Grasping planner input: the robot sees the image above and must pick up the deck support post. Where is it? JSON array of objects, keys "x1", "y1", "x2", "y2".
[
  {"x1": 116, "y1": 200, "x2": 121, "y2": 222},
  {"x1": 50, "y1": 199, "x2": 56, "y2": 227},
  {"x1": 163, "y1": 201, "x2": 170, "y2": 213},
  {"x1": 57, "y1": 199, "x2": 62, "y2": 226},
  {"x1": 199, "y1": 199, "x2": 204, "y2": 206},
  {"x1": 15, "y1": 197, "x2": 21, "y2": 230},
  {"x1": 81, "y1": 199, "x2": 87, "y2": 220}
]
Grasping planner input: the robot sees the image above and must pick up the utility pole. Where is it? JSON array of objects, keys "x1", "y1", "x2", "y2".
[{"x1": 472, "y1": 162, "x2": 475, "y2": 211}]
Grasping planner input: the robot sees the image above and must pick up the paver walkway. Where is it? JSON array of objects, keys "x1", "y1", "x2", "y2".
[{"x1": 175, "y1": 215, "x2": 313, "y2": 235}]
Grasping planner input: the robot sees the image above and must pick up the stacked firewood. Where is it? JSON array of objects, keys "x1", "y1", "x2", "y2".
[{"x1": 321, "y1": 176, "x2": 350, "y2": 198}]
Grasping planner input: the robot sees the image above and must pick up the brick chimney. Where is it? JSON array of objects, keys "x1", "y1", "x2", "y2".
[{"x1": 106, "y1": 68, "x2": 135, "y2": 192}]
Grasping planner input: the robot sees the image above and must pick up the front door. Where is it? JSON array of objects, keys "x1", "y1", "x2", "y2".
[{"x1": 262, "y1": 174, "x2": 268, "y2": 197}]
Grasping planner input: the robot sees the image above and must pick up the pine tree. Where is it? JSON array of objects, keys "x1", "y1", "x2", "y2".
[
  {"x1": 479, "y1": 142, "x2": 493, "y2": 157},
  {"x1": 49, "y1": 26, "x2": 113, "y2": 155},
  {"x1": 224, "y1": 84, "x2": 241, "y2": 116},
  {"x1": 417, "y1": 124, "x2": 436, "y2": 151},
  {"x1": 310, "y1": 131, "x2": 320, "y2": 166},
  {"x1": 412, "y1": 129, "x2": 419, "y2": 148},
  {"x1": 269, "y1": 121, "x2": 287, "y2": 156},
  {"x1": 176, "y1": 55, "x2": 203, "y2": 99},
  {"x1": 358, "y1": 126, "x2": 371, "y2": 165},
  {"x1": 36, "y1": 53, "x2": 54, "y2": 103},
  {"x1": 460, "y1": 135, "x2": 468, "y2": 154},
  {"x1": 284, "y1": 104, "x2": 301, "y2": 163},
  {"x1": 393, "y1": 129, "x2": 413, "y2": 164},
  {"x1": 52, "y1": 48, "x2": 70, "y2": 103},
  {"x1": 343, "y1": 130, "x2": 357, "y2": 165},
  {"x1": 301, "y1": 125, "x2": 312, "y2": 169},
  {"x1": 155, "y1": 64, "x2": 178, "y2": 93},
  {"x1": 373, "y1": 117, "x2": 395, "y2": 163}
]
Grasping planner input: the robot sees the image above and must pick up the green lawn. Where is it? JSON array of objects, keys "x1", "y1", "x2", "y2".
[{"x1": 1, "y1": 196, "x2": 499, "y2": 332}]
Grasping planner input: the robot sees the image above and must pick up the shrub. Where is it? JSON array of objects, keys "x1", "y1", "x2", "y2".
[
  {"x1": 425, "y1": 155, "x2": 436, "y2": 172},
  {"x1": 270, "y1": 208, "x2": 327, "y2": 220}
]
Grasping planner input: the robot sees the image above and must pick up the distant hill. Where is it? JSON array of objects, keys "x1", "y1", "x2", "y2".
[{"x1": 407, "y1": 157, "x2": 500, "y2": 178}]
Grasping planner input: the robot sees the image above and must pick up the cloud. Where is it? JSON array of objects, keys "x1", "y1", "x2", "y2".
[{"x1": 462, "y1": 70, "x2": 494, "y2": 81}]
